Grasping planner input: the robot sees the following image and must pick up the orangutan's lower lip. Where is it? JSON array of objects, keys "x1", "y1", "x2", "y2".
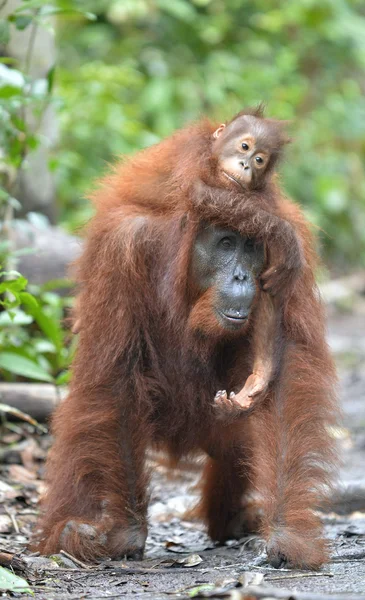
[
  {"x1": 223, "y1": 172, "x2": 243, "y2": 189},
  {"x1": 218, "y1": 309, "x2": 248, "y2": 324},
  {"x1": 223, "y1": 314, "x2": 247, "y2": 322}
]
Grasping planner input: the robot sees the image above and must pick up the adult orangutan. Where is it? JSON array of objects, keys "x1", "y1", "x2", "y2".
[
  {"x1": 72, "y1": 107, "x2": 296, "y2": 410},
  {"x1": 35, "y1": 108, "x2": 338, "y2": 569}
]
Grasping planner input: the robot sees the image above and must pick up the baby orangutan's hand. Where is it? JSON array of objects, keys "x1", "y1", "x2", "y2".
[
  {"x1": 213, "y1": 371, "x2": 268, "y2": 422},
  {"x1": 260, "y1": 220, "x2": 304, "y2": 297}
]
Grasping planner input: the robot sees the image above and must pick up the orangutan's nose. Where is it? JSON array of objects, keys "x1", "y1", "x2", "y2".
[{"x1": 239, "y1": 161, "x2": 250, "y2": 170}]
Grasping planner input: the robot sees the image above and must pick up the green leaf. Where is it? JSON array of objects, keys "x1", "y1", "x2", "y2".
[
  {"x1": 0, "y1": 566, "x2": 32, "y2": 594},
  {"x1": 84, "y1": 11, "x2": 97, "y2": 20},
  {"x1": 0, "y1": 20, "x2": 10, "y2": 45},
  {"x1": 0, "y1": 57, "x2": 17, "y2": 65},
  {"x1": 46, "y1": 64, "x2": 56, "y2": 94},
  {"x1": 0, "y1": 279, "x2": 27, "y2": 295},
  {"x1": 0, "y1": 187, "x2": 10, "y2": 201},
  {"x1": 156, "y1": 0, "x2": 196, "y2": 22},
  {"x1": 40, "y1": 278, "x2": 73, "y2": 292},
  {"x1": 0, "y1": 275, "x2": 28, "y2": 294},
  {"x1": 19, "y1": 291, "x2": 39, "y2": 310},
  {"x1": 14, "y1": 0, "x2": 47, "y2": 8},
  {"x1": 0, "y1": 85, "x2": 22, "y2": 98},
  {"x1": 11, "y1": 115, "x2": 27, "y2": 132},
  {"x1": 26, "y1": 134, "x2": 39, "y2": 150},
  {"x1": 55, "y1": 370, "x2": 70, "y2": 385},
  {"x1": 13, "y1": 15, "x2": 33, "y2": 30},
  {"x1": 40, "y1": 7, "x2": 92, "y2": 18},
  {"x1": 0, "y1": 352, "x2": 54, "y2": 382},
  {"x1": 27, "y1": 306, "x2": 62, "y2": 351},
  {"x1": 188, "y1": 584, "x2": 215, "y2": 597},
  {"x1": 0, "y1": 293, "x2": 20, "y2": 310}
]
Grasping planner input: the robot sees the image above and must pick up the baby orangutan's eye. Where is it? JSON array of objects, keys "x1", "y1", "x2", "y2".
[
  {"x1": 255, "y1": 156, "x2": 264, "y2": 165},
  {"x1": 241, "y1": 142, "x2": 249, "y2": 151}
]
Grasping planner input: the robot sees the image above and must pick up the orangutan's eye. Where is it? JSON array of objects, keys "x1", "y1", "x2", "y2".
[
  {"x1": 255, "y1": 156, "x2": 264, "y2": 165},
  {"x1": 245, "y1": 238, "x2": 255, "y2": 251},
  {"x1": 241, "y1": 142, "x2": 249, "y2": 151},
  {"x1": 220, "y1": 237, "x2": 234, "y2": 250}
]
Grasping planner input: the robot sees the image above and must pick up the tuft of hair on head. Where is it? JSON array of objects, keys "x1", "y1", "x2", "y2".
[
  {"x1": 230, "y1": 103, "x2": 292, "y2": 147},
  {"x1": 231, "y1": 102, "x2": 266, "y2": 122}
]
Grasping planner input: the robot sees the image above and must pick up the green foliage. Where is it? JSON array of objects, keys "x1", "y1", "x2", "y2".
[
  {"x1": 0, "y1": 269, "x2": 75, "y2": 383},
  {"x1": 0, "y1": 2, "x2": 91, "y2": 384},
  {"x1": 0, "y1": 566, "x2": 32, "y2": 595},
  {"x1": 56, "y1": 0, "x2": 365, "y2": 266},
  {"x1": 0, "y1": 0, "x2": 95, "y2": 220},
  {"x1": 0, "y1": 0, "x2": 364, "y2": 384}
]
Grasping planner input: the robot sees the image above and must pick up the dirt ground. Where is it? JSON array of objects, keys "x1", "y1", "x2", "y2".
[{"x1": 0, "y1": 310, "x2": 365, "y2": 599}]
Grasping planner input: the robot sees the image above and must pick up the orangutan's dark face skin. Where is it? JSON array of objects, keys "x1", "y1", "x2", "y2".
[{"x1": 191, "y1": 224, "x2": 264, "y2": 331}]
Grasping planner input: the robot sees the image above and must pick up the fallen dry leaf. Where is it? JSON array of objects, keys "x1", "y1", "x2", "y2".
[
  {"x1": 0, "y1": 515, "x2": 13, "y2": 534},
  {"x1": 8, "y1": 464, "x2": 37, "y2": 484},
  {"x1": 176, "y1": 554, "x2": 203, "y2": 567}
]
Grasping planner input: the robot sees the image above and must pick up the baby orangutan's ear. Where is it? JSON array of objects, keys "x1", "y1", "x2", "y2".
[
  {"x1": 213, "y1": 123, "x2": 226, "y2": 139},
  {"x1": 270, "y1": 119, "x2": 292, "y2": 145}
]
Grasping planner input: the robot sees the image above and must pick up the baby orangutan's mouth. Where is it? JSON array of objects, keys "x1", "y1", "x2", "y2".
[{"x1": 222, "y1": 171, "x2": 244, "y2": 190}]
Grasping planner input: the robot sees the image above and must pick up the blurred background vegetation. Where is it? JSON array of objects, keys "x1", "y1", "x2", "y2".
[
  {"x1": 58, "y1": 0, "x2": 365, "y2": 266},
  {"x1": 0, "y1": 0, "x2": 365, "y2": 383}
]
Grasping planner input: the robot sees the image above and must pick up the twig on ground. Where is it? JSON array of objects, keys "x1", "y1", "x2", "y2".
[
  {"x1": 266, "y1": 572, "x2": 334, "y2": 581},
  {"x1": 60, "y1": 549, "x2": 91, "y2": 569},
  {"x1": 5, "y1": 507, "x2": 20, "y2": 534},
  {"x1": 44, "y1": 565, "x2": 202, "y2": 574},
  {"x1": 332, "y1": 551, "x2": 365, "y2": 561}
]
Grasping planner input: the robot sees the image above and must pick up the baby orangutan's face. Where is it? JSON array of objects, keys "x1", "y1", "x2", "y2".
[{"x1": 212, "y1": 114, "x2": 288, "y2": 190}]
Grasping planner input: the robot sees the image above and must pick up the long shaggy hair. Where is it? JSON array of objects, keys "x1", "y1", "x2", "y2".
[{"x1": 34, "y1": 111, "x2": 338, "y2": 569}]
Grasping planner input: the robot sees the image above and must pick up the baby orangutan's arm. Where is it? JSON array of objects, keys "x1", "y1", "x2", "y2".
[{"x1": 214, "y1": 293, "x2": 280, "y2": 420}]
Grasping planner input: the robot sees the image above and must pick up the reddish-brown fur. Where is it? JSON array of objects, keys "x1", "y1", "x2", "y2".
[{"x1": 35, "y1": 114, "x2": 338, "y2": 569}]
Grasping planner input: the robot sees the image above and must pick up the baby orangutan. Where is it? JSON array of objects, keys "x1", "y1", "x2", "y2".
[{"x1": 198, "y1": 111, "x2": 293, "y2": 418}]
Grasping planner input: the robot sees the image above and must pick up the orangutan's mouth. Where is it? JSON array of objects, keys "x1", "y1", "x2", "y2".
[
  {"x1": 217, "y1": 309, "x2": 248, "y2": 325},
  {"x1": 222, "y1": 313, "x2": 247, "y2": 323},
  {"x1": 222, "y1": 171, "x2": 243, "y2": 189}
]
